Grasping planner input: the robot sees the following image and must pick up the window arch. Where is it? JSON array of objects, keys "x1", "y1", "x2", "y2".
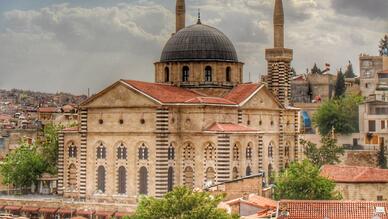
[
  {"x1": 168, "y1": 143, "x2": 175, "y2": 160},
  {"x1": 204, "y1": 143, "x2": 216, "y2": 160},
  {"x1": 183, "y1": 143, "x2": 195, "y2": 160},
  {"x1": 226, "y1": 67, "x2": 231, "y2": 82},
  {"x1": 118, "y1": 166, "x2": 126, "y2": 194},
  {"x1": 68, "y1": 142, "x2": 77, "y2": 158},
  {"x1": 285, "y1": 142, "x2": 291, "y2": 157},
  {"x1": 68, "y1": 164, "x2": 77, "y2": 189},
  {"x1": 246, "y1": 166, "x2": 252, "y2": 176},
  {"x1": 97, "y1": 142, "x2": 106, "y2": 159},
  {"x1": 232, "y1": 167, "x2": 239, "y2": 179},
  {"x1": 246, "y1": 143, "x2": 253, "y2": 160},
  {"x1": 168, "y1": 167, "x2": 174, "y2": 192},
  {"x1": 138, "y1": 143, "x2": 148, "y2": 160},
  {"x1": 182, "y1": 66, "x2": 190, "y2": 82},
  {"x1": 205, "y1": 167, "x2": 216, "y2": 185},
  {"x1": 117, "y1": 142, "x2": 127, "y2": 160},
  {"x1": 139, "y1": 166, "x2": 148, "y2": 195},
  {"x1": 184, "y1": 166, "x2": 194, "y2": 189},
  {"x1": 268, "y1": 142, "x2": 274, "y2": 158},
  {"x1": 205, "y1": 66, "x2": 212, "y2": 82},
  {"x1": 97, "y1": 166, "x2": 105, "y2": 193},
  {"x1": 233, "y1": 144, "x2": 240, "y2": 161},
  {"x1": 164, "y1": 67, "x2": 170, "y2": 82}
]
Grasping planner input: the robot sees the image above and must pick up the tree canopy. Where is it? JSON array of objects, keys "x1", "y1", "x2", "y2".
[
  {"x1": 274, "y1": 160, "x2": 341, "y2": 200},
  {"x1": 129, "y1": 187, "x2": 238, "y2": 219},
  {"x1": 313, "y1": 95, "x2": 363, "y2": 135},
  {"x1": 379, "y1": 34, "x2": 388, "y2": 56},
  {"x1": 335, "y1": 69, "x2": 346, "y2": 98},
  {"x1": 301, "y1": 136, "x2": 344, "y2": 167},
  {"x1": 38, "y1": 123, "x2": 62, "y2": 174},
  {"x1": 377, "y1": 142, "x2": 387, "y2": 169},
  {"x1": 0, "y1": 142, "x2": 46, "y2": 188}
]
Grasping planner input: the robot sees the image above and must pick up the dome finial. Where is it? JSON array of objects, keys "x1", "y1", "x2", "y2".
[{"x1": 197, "y1": 8, "x2": 201, "y2": 24}]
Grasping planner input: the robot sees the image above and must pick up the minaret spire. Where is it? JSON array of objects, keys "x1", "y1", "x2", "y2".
[
  {"x1": 176, "y1": 0, "x2": 186, "y2": 32},
  {"x1": 197, "y1": 9, "x2": 201, "y2": 24},
  {"x1": 274, "y1": 0, "x2": 284, "y2": 48}
]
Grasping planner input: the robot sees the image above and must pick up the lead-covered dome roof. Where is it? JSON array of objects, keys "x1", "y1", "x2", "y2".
[{"x1": 160, "y1": 23, "x2": 238, "y2": 62}]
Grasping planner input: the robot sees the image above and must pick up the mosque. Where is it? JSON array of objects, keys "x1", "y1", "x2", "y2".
[{"x1": 57, "y1": 0, "x2": 300, "y2": 203}]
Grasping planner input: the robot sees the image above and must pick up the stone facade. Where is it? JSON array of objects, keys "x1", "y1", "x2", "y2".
[
  {"x1": 359, "y1": 55, "x2": 388, "y2": 98},
  {"x1": 336, "y1": 183, "x2": 388, "y2": 201}
]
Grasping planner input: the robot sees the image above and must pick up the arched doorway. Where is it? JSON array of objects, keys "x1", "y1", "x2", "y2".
[
  {"x1": 168, "y1": 167, "x2": 174, "y2": 192},
  {"x1": 139, "y1": 167, "x2": 148, "y2": 195},
  {"x1": 183, "y1": 166, "x2": 194, "y2": 189}
]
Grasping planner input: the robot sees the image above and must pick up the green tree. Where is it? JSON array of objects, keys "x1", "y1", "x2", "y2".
[
  {"x1": 129, "y1": 187, "x2": 238, "y2": 219},
  {"x1": 377, "y1": 142, "x2": 387, "y2": 169},
  {"x1": 37, "y1": 123, "x2": 62, "y2": 174},
  {"x1": 301, "y1": 136, "x2": 345, "y2": 167},
  {"x1": 313, "y1": 95, "x2": 363, "y2": 135},
  {"x1": 311, "y1": 63, "x2": 321, "y2": 74},
  {"x1": 344, "y1": 61, "x2": 356, "y2": 78},
  {"x1": 274, "y1": 160, "x2": 341, "y2": 200},
  {"x1": 0, "y1": 142, "x2": 46, "y2": 189},
  {"x1": 379, "y1": 34, "x2": 388, "y2": 56},
  {"x1": 335, "y1": 69, "x2": 346, "y2": 97}
]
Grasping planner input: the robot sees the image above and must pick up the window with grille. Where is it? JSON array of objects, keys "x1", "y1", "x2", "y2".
[
  {"x1": 68, "y1": 143, "x2": 77, "y2": 158},
  {"x1": 97, "y1": 166, "x2": 105, "y2": 193},
  {"x1": 268, "y1": 142, "x2": 274, "y2": 158},
  {"x1": 117, "y1": 166, "x2": 126, "y2": 194},
  {"x1": 138, "y1": 144, "x2": 148, "y2": 160},
  {"x1": 182, "y1": 66, "x2": 189, "y2": 82},
  {"x1": 97, "y1": 143, "x2": 106, "y2": 159},
  {"x1": 117, "y1": 143, "x2": 127, "y2": 160},
  {"x1": 183, "y1": 143, "x2": 195, "y2": 160},
  {"x1": 205, "y1": 66, "x2": 212, "y2": 82},
  {"x1": 168, "y1": 144, "x2": 175, "y2": 160},
  {"x1": 246, "y1": 144, "x2": 252, "y2": 160},
  {"x1": 204, "y1": 143, "x2": 216, "y2": 160}
]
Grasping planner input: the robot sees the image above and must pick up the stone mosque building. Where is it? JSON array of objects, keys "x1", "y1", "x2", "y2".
[{"x1": 58, "y1": 0, "x2": 300, "y2": 203}]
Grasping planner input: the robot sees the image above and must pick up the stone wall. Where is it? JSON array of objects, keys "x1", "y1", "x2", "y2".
[{"x1": 336, "y1": 182, "x2": 388, "y2": 201}]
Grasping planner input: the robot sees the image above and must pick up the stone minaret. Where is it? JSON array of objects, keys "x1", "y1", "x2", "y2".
[
  {"x1": 265, "y1": 0, "x2": 293, "y2": 106},
  {"x1": 176, "y1": 0, "x2": 186, "y2": 32}
]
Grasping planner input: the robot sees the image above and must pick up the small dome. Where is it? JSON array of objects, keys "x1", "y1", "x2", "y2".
[{"x1": 160, "y1": 23, "x2": 238, "y2": 62}]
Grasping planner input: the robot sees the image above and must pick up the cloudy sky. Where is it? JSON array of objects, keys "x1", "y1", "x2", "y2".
[{"x1": 0, "y1": 0, "x2": 387, "y2": 94}]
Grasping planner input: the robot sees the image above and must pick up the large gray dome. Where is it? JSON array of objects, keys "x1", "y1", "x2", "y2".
[{"x1": 160, "y1": 23, "x2": 238, "y2": 62}]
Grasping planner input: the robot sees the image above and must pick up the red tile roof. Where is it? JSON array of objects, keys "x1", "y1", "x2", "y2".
[
  {"x1": 379, "y1": 69, "x2": 388, "y2": 74},
  {"x1": 21, "y1": 207, "x2": 39, "y2": 212},
  {"x1": 38, "y1": 107, "x2": 58, "y2": 113},
  {"x1": 223, "y1": 83, "x2": 261, "y2": 104},
  {"x1": 0, "y1": 114, "x2": 12, "y2": 121},
  {"x1": 279, "y1": 200, "x2": 388, "y2": 219},
  {"x1": 39, "y1": 208, "x2": 59, "y2": 214},
  {"x1": 4, "y1": 206, "x2": 22, "y2": 211},
  {"x1": 95, "y1": 211, "x2": 115, "y2": 216},
  {"x1": 205, "y1": 122, "x2": 258, "y2": 133},
  {"x1": 226, "y1": 194, "x2": 277, "y2": 209},
  {"x1": 321, "y1": 165, "x2": 388, "y2": 183}
]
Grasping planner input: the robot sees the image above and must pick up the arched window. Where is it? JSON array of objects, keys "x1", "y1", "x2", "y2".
[
  {"x1": 68, "y1": 164, "x2": 77, "y2": 189},
  {"x1": 233, "y1": 144, "x2": 240, "y2": 161},
  {"x1": 205, "y1": 66, "x2": 212, "y2": 82},
  {"x1": 184, "y1": 166, "x2": 194, "y2": 189},
  {"x1": 205, "y1": 167, "x2": 216, "y2": 185},
  {"x1": 139, "y1": 166, "x2": 148, "y2": 195},
  {"x1": 285, "y1": 142, "x2": 290, "y2": 157},
  {"x1": 232, "y1": 167, "x2": 239, "y2": 179},
  {"x1": 68, "y1": 142, "x2": 77, "y2": 158},
  {"x1": 183, "y1": 143, "x2": 195, "y2": 160},
  {"x1": 97, "y1": 166, "x2": 105, "y2": 193},
  {"x1": 268, "y1": 164, "x2": 274, "y2": 184},
  {"x1": 246, "y1": 143, "x2": 253, "y2": 160},
  {"x1": 168, "y1": 167, "x2": 174, "y2": 192},
  {"x1": 164, "y1": 67, "x2": 170, "y2": 82},
  {"x1": 118, "y1": 166, "x2": 126, "y2": 194},
  {"x1": 182, "y1": 66, "x2": 190, "y2": 82},
  {"x1": 246, "y1": 166, "x2": 252, "y2": 176},
  {"x1": 97, "y1": 142, "x2": 106, "y2": 159},
  {"x1": 268, "y1": 142, "x2": 274, "y2": 158},
  {"x1": 138, "y1": 143, "x2": 148, "y2": 160},
  {"x1": 226, "y1": 67, "x2": 231, "y2": 82},
  {"x1": 204, "y1": 143, "x2": 216, "y2": 160},
  {"x1": 117, "y1": 143, "x2": 127, "y2": 160},
  {"x1": 168, "y1": 143, "x2": 175, "y2": 160}
]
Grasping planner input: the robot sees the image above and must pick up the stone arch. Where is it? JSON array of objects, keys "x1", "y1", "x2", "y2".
[
  {"x1": 182, "y1": 142, "x2": 195, "y2": 160},
  {"x1": 204, "y1": 142, "x2": 216, "y2": 160},
  {"x1": 117, "y1": 166, "x2": 126, "y2": 194},
  {"x1": 232, "y1": 142, "x2": 241, "y2": 161},
  {"x1": 97, "y1": 165, "x2": 106, "y2": 193},
  {"x1": 205, "y1": 167, "x2": 216, "y2": 185},
  {"x1": 232, "y1": 166, "x2": 239, "y2": 179},
  {"x1": 183, "y1": 166, "x2": 194, "y2": 189},
  {"x1": 139, "y1": 166, "x2": 148, "y2": 195}
]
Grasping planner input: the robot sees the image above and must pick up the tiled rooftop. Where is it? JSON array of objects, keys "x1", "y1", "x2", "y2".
[
  {"x1": 205, "y1": 122, "x2": 258, "y2": 133},
  {"x1": 321, "y1": 165, "x2": 388, "y2": 183}
]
